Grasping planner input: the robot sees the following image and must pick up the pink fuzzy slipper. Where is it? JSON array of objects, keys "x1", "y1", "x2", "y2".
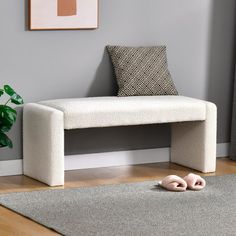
[
  {"x1": 183, "y1": 173, "x2": 206, "y2": 191},
  {"x1": 159, "y1": 175, "x2": 187, "y2": 192}
]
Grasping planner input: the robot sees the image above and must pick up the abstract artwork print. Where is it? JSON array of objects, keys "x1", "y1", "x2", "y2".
[{"x1": 29, "y1": 0, "x2": 98, "y2": 30}]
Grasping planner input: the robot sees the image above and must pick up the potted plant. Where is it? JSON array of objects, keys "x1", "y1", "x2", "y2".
[{"x1": 0, "y1": 85, "x2": 23, "y2": 148}]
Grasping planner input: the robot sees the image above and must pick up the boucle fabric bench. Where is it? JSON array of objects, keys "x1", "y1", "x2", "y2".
[{"x1": 23, "y1": 96, "x2": 217, "y2": 186}]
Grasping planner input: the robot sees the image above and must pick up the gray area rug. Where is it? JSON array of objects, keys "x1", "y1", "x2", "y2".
[{"x1": 1, "y1": 175, "x2": 236, "y2": 236}]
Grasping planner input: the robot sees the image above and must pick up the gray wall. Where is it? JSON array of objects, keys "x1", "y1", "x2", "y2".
[{"x1": 0, "y1": 0, "x2": 236, "y2": 160}]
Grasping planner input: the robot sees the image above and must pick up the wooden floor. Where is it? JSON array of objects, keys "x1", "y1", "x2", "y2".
[{"x1": 0, "y1": 157, "x2": 236, "y2": 236}]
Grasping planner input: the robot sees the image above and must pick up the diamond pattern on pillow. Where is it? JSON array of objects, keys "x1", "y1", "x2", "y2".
[{"x1": 107, "y1": 46, "x2": 178, "y2": 96}]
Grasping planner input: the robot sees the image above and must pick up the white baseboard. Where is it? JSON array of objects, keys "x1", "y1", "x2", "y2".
[
  {"x1": 0, "y1": 143, "x2": 230, "y2": 177},
  {"x1": 64, "y1": 147, "x2": 169, "y2": 171},
  {"x1": 0, "y1": 159, "x2": 23, "y2": 176}
]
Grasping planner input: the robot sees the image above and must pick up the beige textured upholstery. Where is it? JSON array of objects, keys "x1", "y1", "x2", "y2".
[
  {"x1": 40, "y1": 96, "x2": 206, "y2": 129},
  {"x1": 23, "y1": 96, "x2": 217, "y2": 186}
]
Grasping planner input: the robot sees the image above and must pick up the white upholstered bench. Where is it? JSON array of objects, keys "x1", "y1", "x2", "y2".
[{"x1": 23, "y1": 96, "x2": 217, "y2": 186}]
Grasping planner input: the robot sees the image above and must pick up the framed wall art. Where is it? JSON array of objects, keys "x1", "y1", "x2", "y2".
[{"x1": 29, "y1": 0, "x2": 98, "y2": 30}]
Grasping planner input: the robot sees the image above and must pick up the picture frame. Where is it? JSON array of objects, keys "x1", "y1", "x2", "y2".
[{"x1": 29, "y1": 0, "x2": 99, "y2": 30}]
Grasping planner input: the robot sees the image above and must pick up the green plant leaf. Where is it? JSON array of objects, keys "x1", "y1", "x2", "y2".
[
  {"x1": 0, "y1": 117, "x2": 14, "y2": 132},
  {"x1": 0, "y1": 85, "x2": 21, "y2": 149},
  {"x1": 0, "y1": 105, "x2": 17, "y2": 125},
  {"x1": 0, "y1": 89, "x2": 4, "y2": 97},
  {"x1": 0, "y1": 123, "x2": 11, "y2": 132},
  {"x1": 4, "y1": 85, "x2": 24, "y2": 105},
  {"x1": 0, "y1": 132, "x2": 13, "y2": 148},
  {"x1": 0, "y1": 105, "x2": 17, "y2": 133},
  {"x1": 0, "y1": 116, "x2": 13, "y2": 132},
  {"x1": 11, "y1": 93, "x2": 24, "y2": 105},
  {"x1": 4, "y1": 85, "x2": 16, "y2": 96}
]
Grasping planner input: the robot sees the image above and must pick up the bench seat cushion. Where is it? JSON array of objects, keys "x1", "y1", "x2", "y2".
[{"x1": 39, "y1": 96, "x2": 206, "y2": 129}]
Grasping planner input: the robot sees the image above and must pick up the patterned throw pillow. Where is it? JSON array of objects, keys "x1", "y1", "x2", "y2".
[{"x1": 107, "y1": 46, "x2": 178, "y2": 96}]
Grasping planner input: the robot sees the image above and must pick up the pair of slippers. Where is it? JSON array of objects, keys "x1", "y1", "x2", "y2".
[{"x1": 159, "y1": 173, "x2": 206, "y2": 192}]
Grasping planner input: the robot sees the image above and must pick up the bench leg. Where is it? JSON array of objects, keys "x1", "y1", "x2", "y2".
[
  {"x1": 23, "y1": 103, "x2": 64, "y2": 186},
  {"x1": 171, "y1": 102, "x2": 217, "y2": 173}
]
